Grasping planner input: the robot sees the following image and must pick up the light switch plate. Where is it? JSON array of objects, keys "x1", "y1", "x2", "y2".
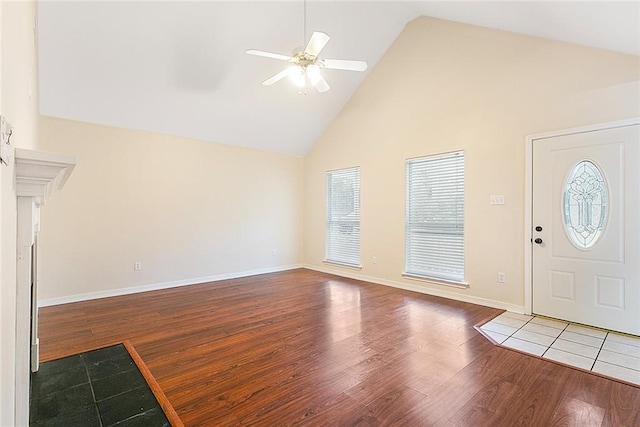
[
  {"x1": 0, "y1": 116, "x2": 13, "y2": 166},
  {"x1": 490, "y1": 195, "x2": 505, "y2": 205}
]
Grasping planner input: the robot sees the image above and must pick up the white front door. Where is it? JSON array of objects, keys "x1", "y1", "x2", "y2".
[{"x1": 532, "y1": 123, "x2": 639, "y2": 336}]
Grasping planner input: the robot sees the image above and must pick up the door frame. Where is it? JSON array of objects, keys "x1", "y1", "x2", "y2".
[{"x1": 524, "y1": 117, "x2": 640, "y2": 316}]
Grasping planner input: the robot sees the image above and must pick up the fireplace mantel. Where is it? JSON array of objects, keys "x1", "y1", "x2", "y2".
[
  {"x1": 14, "y1": 148, "x2": 76, "y2": 204},
  {"x1": 13, "y1": 147, "x2": 76, "y2": 426}
]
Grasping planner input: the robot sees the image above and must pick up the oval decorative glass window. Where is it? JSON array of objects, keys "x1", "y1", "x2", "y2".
[{"x1": 562, "y1": 160, "x2": 608, "y2": 249}]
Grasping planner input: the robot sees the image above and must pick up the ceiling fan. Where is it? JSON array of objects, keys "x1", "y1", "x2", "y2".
[{"x1": 246, "y1": 31, "x2": 368, "y2": 93}]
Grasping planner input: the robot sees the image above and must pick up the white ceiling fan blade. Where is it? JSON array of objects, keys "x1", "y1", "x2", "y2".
[
  {"x1": 246, "y1": 49, "x2": 293, "y2": 62},
  {"x1": 304, "y1": 31, "x2": 330, "y2": 57},
  {"x1": 262, "y1": 69, "x2": 290, "y2": 86},
  {"x1": 322, "y1": 59, "x2": 368, "y2": 72},
  {"x1": 314, "y1": 75, "x2": 330, "y2": 93}
]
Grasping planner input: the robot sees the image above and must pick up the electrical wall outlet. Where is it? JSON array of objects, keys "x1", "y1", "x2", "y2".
[
  {"x1": 134, "y1": 262, "x2": 142, "y2": 271},
  {"x1": 497, "y1": 272, "x2": 506, "y2": 283},
  {"x1": 372, "y1": 256, "x2": 377, "y2": 264}
]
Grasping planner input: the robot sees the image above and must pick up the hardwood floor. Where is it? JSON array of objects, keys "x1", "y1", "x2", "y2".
[{"x1": 39, "y1": 269, "x2": 640, "y2": 426}]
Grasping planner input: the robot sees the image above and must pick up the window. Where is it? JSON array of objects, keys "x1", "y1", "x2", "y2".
[
  {"x1": 405, "y1": 151, "x2": 465, "y2": 283},
  {"x1": 562, "y1": 160, "x2": 608, "y2": 249},
  {"x1": 326, "y1": 167, "x2": 361, "y2": 267}
]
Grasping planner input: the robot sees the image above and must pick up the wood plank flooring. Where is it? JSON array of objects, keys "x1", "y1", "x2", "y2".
[{"x1": 38, "y1": 269, "x2": 640, "y2": 426}]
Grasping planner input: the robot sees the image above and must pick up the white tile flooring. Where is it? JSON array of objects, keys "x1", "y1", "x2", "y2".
[{"x1": 479, "y1": 312, "x2": 640, "y2": 386}]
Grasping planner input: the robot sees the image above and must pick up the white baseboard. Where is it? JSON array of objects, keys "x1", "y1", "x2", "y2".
[
  {"x1": 39, "y1": 263, "x2": 525, "y2": 314},
  {"x1": 304, "y1": 264, "x2": 525, "y2": 314},
  {"x1": 38, "y1": 264, "x2": 303, "y2": 307}
]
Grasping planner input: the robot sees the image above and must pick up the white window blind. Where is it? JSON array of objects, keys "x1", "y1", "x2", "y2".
[
  {"x1": 405, "y1": 151, "x2": 464, "y2": 282},
  {"x1": 326, "y1": 167, "x2": 361, "y2": 267}
]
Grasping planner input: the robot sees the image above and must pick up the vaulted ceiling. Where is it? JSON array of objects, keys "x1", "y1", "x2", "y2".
[{"x1": 38, "y1": 1, "x2": 639, "y2": 156}]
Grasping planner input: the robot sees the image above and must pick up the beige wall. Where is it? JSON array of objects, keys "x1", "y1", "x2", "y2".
[
  {"x1": 38, "y1": 117, "x2": 303, "y2": 303},
  {"x1": 1, "y1": 1, "x2": 40, "y2": 424},
  {"x1": 303, "y1": 16, "x2": 640, "y2": 309}
]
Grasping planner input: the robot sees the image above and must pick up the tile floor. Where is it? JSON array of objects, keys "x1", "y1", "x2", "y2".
[
  {"x1": 479, "y1": 312, "x2": 640, "y2": 387},
  {"x1": 30, "y1": 344, "x2": 170, "y2": 426}
]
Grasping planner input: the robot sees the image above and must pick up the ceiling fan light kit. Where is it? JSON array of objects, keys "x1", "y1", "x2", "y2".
[{"x1": 246, "y1": 30, "x2": 367, "y2": 94}]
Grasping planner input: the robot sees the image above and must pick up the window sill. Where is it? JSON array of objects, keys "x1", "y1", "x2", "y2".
[
  {"x1": 323, "y1": 260, "x2": 363, "y2": 270},
  {"x1": 402, "y1": 273, "x2": 469, "y2": 289}
]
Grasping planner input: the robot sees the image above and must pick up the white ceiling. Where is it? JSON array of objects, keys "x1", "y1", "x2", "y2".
[{"x1": 38, "y1": 1, "x2": 640, "y2": 156}]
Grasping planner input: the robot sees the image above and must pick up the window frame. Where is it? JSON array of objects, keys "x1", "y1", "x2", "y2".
[
  {"x1": 404, "y1": 151, "x2": 466, "y2": 286},
  {"x1": 325, "y1": 166, "x2": 362, "y2": 269}
]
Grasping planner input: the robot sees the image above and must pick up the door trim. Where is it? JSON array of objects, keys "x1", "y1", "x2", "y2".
[{"x1": 524, "y1": 117, "x2": 640, "y2": 316}]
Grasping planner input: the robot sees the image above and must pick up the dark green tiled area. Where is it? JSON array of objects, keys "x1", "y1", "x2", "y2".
[{"x1": 30, "y1": 344, "x2": 170, "y2": 427}]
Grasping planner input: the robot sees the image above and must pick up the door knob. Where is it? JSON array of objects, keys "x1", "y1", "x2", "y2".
[
  {"x1": 535, "y1": 226, "x2": 543, "y2": 232},
  {"x1": 534, "y1": 238, "x2": 543, "y2": 244}
]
